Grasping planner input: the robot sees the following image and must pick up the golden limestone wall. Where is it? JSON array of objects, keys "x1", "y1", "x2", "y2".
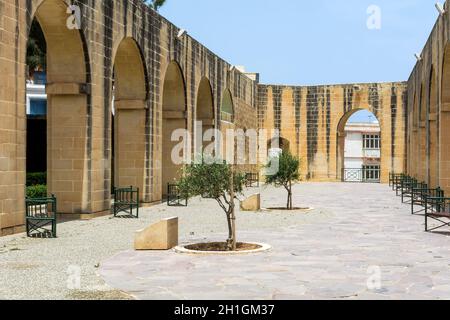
[
  {"x1": 0, "y1": 0, "x2": 257, "y2": 235},
  {"x1": 0, "y1": 0, "x2": 411, "y2": 237},
  {"x1": 257, "y1": 83, "x2": 407, "y2": 183},
  {"x1": 406, "y1": 1, "x2": 450, "y2": 194}
]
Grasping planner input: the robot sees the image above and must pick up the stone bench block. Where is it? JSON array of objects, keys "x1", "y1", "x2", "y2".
[
  {"x1": 134, "y1": 217, "x2": 178, "y2": 250},
  {"x1": 240, "y1": 194, "x2": 261, "y2": 211}
]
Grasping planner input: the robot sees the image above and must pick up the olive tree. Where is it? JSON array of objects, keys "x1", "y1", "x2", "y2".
[
  {"x1": 178, "y1": 159, "x2": 246, "y2": 251},
  {"x1": 144, "y1": 0, "x2": 166, "y2": 11},
  {"x1": 265, "y1": 151, "x2": 300, "y2": 210}
]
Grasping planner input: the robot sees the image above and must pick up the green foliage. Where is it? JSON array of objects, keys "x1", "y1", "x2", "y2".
[
  {"x1": 145, "y1": 0, "x2": 166, "y2": 11},
  {"x1": 178, "y1": 159, "x2": 246, "y2": 205},
  {"x1": 265, "y1": 151, "x2": 300, "y2": 209},
  {"x1": 26, "y1": 172, "x2": 47, "y2": 187},
  {"x1": 26, "y1": 185, "x2": 47, "y2": 199},
  {"x1": 26, "y1": 21, "x2": 46, "y2": 74},
  {"x1": 177, "y1": 158, "x2": 246, "y2": 251},
  {"x1": 265, "y1": 152, "x2": 300, "y2": 187}
]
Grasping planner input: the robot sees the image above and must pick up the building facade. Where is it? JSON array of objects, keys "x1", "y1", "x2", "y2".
[
  {"x1": 343, "y1": 123, "x2": 381, "y2": 182},
  {"x1": 1, "y1": 0, "x2": 447, "y2": 236}
]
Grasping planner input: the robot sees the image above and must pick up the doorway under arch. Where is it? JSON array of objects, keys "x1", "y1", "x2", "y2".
[
  {"x1": 161, "y1": 61, "x2": 187, "y2": 197},
  {"x1": 337, "y1": 109, "x2": 381, "y2": 183},
  {"x1": 27, "y1": 0, "x2": 91, "y2": 213}
]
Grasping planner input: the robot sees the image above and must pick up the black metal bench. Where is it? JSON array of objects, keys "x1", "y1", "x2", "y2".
[
  {"x1": 425, "y1": 197, "x2": 450, "y2": 232},
  {"x1": 25, "y1": 195, "x2": 57, "y2": 238},
  {"x1": 397, "y1": 176, "x2": 417, "y2": 198},
  {"x1": 401, "y1": 179, "x2": 424, "y2": 203},
  {"x1": 390, "y1": 173, "x2": 404, "y2": 190},
  {"x1": 393, "y1": 174, "x2": 410, "y2": 194},
  {"x1": 245, "y1": 172, "x2": 260, "y2": 188},
  {"x1": 167, "y1": 183, "x2": 188, "y2": 207},
  {"x1": 112, "y1": 186, "x2": 139, "y2": 218},
  {"x1": 411, "y1": 186, "x2": 444, "y2": 215}
]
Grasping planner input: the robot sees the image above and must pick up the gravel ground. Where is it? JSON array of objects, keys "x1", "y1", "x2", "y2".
[{"x1": 0, "y1": 184, "x2": 329, "y2": 300}]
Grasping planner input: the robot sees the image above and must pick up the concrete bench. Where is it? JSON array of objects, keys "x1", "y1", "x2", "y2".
[
  {"x1": 240, "y1": 194, "x2": 261, "y2": 211},
  {"x1": 134, "y1": 217, "x2": 178, "y2": 250}
]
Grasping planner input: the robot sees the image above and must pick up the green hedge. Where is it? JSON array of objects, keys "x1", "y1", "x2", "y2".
[
  {"x1": 27, "y1": 172, "x2": 47, "y2": 187},
  {"x1": 26, "y1": 185, "x2": 47, "y2": 199}
]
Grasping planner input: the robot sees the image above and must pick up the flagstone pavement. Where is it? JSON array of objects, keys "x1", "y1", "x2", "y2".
[{"x1": 99, "y1": 183, "x2": 450, "y2": 300}]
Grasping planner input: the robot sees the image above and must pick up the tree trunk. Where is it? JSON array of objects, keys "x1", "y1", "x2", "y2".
[
  {"x1": 286, "y1": 180, "x2": 293, "y2": 210},
  {"x1": 227, "y1": 165, "x2": 237, "y2": 251}
]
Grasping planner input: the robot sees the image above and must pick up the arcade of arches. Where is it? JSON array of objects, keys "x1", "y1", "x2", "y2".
[{"x1": 0, "y1": 0, "x2": 449, "y2": 235}]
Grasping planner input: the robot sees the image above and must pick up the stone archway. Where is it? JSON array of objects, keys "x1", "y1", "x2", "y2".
[
  {"x1": 440, "y1": 45, "x2": 450, "y2": 192},
  {"x1": 220, "y1": 89, "x2": 235, "y2": 160},
  {"x1": 112, "y1": 38, "x2": 148, "y2": 200},
  {"x1": 336, "y1": 109, "x2": 382, "y2": 182},
  {"x1": 418, "y1": 84, "x2": 427, "y2": 183},
  {"x1": 195, "y1": 77, "x2": 215, "y2": 157},
  {"x1": 428, "y1": 68, "x2": 438, "y2": 187},
  {"x1": 30, "y1": 0, "x2": 91, "y2": 214},
  {"x1": 161, "y1": 61, "x2": 187, "y2": 197}
]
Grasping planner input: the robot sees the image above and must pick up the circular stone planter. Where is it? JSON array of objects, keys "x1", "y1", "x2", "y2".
[{"x1": 174, "y1": 242, "x2": 271, "y2": 255}]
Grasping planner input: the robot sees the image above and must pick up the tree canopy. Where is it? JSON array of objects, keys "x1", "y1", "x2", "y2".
[
  {"x1": 178, "y1": 158, "x2": 246, "y2": 251},
  {"x1": 265, "y1": 151, "x2": 300, "y2": 210},
  {"x1": 145, "y1": 0, "x2": 166, "y2": 11}
]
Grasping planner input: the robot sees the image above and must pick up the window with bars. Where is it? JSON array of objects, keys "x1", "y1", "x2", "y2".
[
  {"x1": 362, "y1": 165, "x2": 380, "y2": 181},
  {"x1": 363, "y1": 134, "x2": 380, "y2": 150}
]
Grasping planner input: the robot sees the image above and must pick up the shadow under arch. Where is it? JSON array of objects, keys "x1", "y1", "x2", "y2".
[
  {"x1": 428, "y1": 66, "x2": 438, "y2": 187},
  {"x1": 112, "y1": 37, "x2": 148, "y2": 201},
  {"x1": 336, "y1": 108, "x2": 381, "y2": 182},
  {"x1": 195, "y1": 77, "x2": 215, "y2": 156},
  {"x1": 26, "y1": 0, "x2": 92, "y2": 213},
  {"x1": 161, "y1": 61, "x2": 187, "y2": 197}
]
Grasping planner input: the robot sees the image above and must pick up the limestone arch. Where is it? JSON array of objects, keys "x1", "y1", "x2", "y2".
[
  {"x1": 428, "y1": 67, "x2": 438, "y2": 187},
  {"x1": 161, "y1": 61, "x2": 187, "y2": 197},
  {"x1": 221, "y1": 89, "x2": 235, "y2": 123},
  {"x1": 195, "y1": 77, "x2": 215, "y2": 156},
  {"x1": 267, "y1": 137, "x2": 291, "y2": 152},
  {"x1": 220, "y1": 89, "x2": 235, "y2": 160},
  {"x1": 418, "y1": 83, "x2": 427, "y2": 182},
  {"x1": 27, "y1": 0, "x2": 91, "y2": 213},
  {"x1": 336, "y1": 108, "x2": 382, "y2": 182},
  {"x1": 439, "y1": 44, "x2": 450, "y2": 192},
  {"x1": 111, "y1": 37, "x2": 148, "y2": 200}
]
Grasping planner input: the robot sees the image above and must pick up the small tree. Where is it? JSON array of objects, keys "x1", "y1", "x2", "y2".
[
  {"x1": 144, "y1": 0, "x2": 166, "y2": 11},
  {"x1": 178, "y1": 158, "x2": 246, "y2": 251},
  {"x1": 265, "y1": 151, "x2": 300, "y2": 210}
]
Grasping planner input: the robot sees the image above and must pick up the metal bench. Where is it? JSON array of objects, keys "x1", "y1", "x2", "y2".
[
  {"x1": 112, "y1": 186, "x2": 139, "y2": 218},
  {"x1": 425, "y1": 197, "x2": 450, "y2": 232},
  {"x1": 245, "y1": 172, "x2": 260, "y2": 188},
  {"x1": 167, "y1": 183, "x2": 188, "y2": 207},
  {"x1": 401, "y1": 179, "x2": 425, "y2": 203},
  {"x1": 25, "y1": 195, "x2": 57, "y2": 238},
  {"x1": 394, "y1": 174, "x2": 409, "y2": 194},
  {"x1": 389, "y1": 173, "x2": 404, "y2": 190},
  {"x1": 411, "y1": 186, "x2": 444, "y2": 215}
]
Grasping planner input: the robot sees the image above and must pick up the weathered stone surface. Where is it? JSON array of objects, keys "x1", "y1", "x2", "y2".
[
  {"x1": 240, "y1": 194, "x2": 261, "y2": 211},
  {"x1": 134, "y1": 217, "x2": 179, "y2": 250}
]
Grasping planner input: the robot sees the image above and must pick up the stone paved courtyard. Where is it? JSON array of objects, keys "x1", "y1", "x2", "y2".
[{"x1": 1, "y1": 183, "x2": 450, "y2": 300}]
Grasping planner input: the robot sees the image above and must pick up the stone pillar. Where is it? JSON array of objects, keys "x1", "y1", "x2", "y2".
[{"x1": 46, "y1": 83, "x2": 90, "y2": 214}]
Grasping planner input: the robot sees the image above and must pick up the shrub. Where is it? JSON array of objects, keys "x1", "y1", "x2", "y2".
[
  {"x1": 26, "y1": 185, "x2": 47, "y2": 199},
  {"x1": 265, "y1": 151, "x2": 300, "y2": 210},
  {"x1": 26, "y1": 172, "x2": 47, "y2": 187}
]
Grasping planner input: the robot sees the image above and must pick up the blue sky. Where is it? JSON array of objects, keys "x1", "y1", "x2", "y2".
[{"x1": 160, "y1": 0, "x2": 439, "y2": 86}]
